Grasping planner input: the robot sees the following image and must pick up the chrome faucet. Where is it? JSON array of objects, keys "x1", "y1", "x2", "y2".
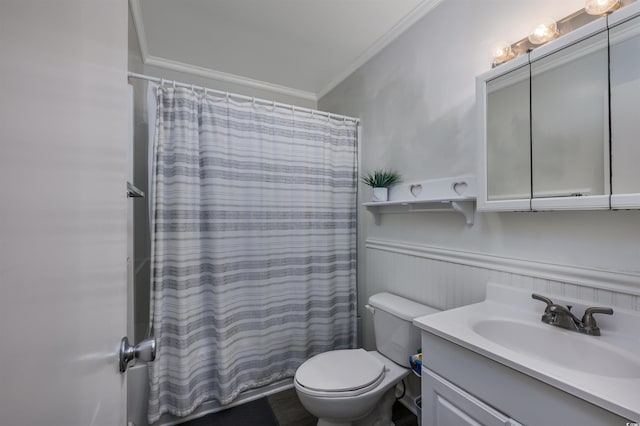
[{"x1": 532, "y1": 293, "x2": 613, "y2": 336}]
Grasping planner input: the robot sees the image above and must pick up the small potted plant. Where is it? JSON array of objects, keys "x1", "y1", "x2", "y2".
[{"x1": 361, "y1": 169, "x2": 401, "y2": 202}]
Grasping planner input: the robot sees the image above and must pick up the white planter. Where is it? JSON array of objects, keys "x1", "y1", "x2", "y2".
[{"x1": 372, "y1": 187, "x2": 388, "y2": 202}]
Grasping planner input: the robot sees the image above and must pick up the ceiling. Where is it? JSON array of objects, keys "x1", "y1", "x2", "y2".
[{"x1": 131, "y1": 0, "x2": 442, "y2": 100}]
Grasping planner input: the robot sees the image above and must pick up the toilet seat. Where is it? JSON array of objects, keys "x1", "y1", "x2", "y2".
[{"x1": 295, "y1": 349, "x2": 386, "y2": 398}]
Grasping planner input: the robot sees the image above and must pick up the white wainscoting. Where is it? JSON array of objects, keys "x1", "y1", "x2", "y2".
[{"x1": 365, "y1": 238, "x2": 640, "y2": 312}]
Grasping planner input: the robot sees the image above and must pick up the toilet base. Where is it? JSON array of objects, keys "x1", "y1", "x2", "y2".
[{"x1": 315, "y1": 387, "x2": 396, "y2": 426}]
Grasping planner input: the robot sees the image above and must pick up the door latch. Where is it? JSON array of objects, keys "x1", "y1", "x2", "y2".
[{"x1": 119, "y1": 336, "x2": 156, "y2": 373}]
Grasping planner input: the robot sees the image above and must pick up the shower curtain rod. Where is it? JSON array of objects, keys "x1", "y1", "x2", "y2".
[{"x1": 127, "y1": 72, "x2": 360, "y2": 124}]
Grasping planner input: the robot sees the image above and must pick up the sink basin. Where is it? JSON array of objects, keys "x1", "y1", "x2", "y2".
[
  {"x1": 414, "y1": 283, "x2": 640, "y2": 420},
  {"x1": 472, "y1": 318, "x2": 640, "y2": 378}
]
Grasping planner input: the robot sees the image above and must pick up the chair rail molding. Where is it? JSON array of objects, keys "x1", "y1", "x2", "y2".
[{"x1": 366, "y1": 239, "x2": 640, "y2": 298}]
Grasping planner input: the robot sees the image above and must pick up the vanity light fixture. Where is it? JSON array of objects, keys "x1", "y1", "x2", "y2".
[
  {"x1": 528, "y1": 19, "x2": 559, "y2": 45},
  {"x1": 585, "y1": 0, "x2": 621, "y2": 15},
  {"x1": 491, "y1": 42, "x2": 516, "y2": 67},
  {"x1": 490, "y1": 0, "x2": 629, "y2": 68}
]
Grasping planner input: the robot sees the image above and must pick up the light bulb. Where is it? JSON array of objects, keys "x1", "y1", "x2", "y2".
[
  {"x1": 528, "y1": 19, "x2": 559, "y2": 45},
  {"x1": 585, "y1": 0, "x2": 620, "y2": 15},
  {"x1": 491, "y1": 42, "x2": 516, "y2": 67}
]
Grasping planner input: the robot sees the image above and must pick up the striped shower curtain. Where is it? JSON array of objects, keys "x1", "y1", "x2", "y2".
[{"x1": 147, "y1": 86, "x2": 358, "y2": 423}]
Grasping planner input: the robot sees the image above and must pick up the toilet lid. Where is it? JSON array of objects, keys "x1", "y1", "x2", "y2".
[{"x1": 295, "y1": 349, "x2": 385, "y2": 393}]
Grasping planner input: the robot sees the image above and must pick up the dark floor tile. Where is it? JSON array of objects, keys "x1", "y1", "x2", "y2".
[
  {"x1": 267, "y1": 388, "x2": 317, "y2": 426},
  {"x1": 392, "y1": 400, "x2": 419, "y2": 426},
  {"x1": 177, "y1": 397, "x2": 278, "y2": 426},
  {"x1": 177, "y1": 387, "x2": 419, "y2": 426}
]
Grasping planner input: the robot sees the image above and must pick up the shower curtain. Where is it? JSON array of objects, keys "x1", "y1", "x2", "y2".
[{"x1": 147, "y1": 86, "x2": 358, "y2": 423}]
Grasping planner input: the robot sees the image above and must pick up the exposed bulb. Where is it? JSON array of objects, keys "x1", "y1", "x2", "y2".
[
  {"x1": 585, "y1": 0, "x2": 620, "y2": 15},
  {"x1": 491, "y1": 42, "x2": 516, "y2": 67},
  {"x1": 528, "y1": 19, "x2": 559, "y2": 45}
]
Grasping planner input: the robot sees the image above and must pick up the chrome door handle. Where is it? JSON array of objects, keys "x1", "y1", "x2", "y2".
[{"x1": 119, "y1": 336, "x2": 156, "y2": 373}]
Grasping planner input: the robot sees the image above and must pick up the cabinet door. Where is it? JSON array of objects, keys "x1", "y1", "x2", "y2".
[
  {"x1": 530, "y1": 30, "x2": 610, "y2": 210},
  {"x1": 483, "y1": 64, "x2": 531, "y2": 211},
  {"x1": 610, "y1": 14, "x2": 640, "y2": 208},
  {"x1": 422, "y1": 368, "x2": 515, "y2": 426}
]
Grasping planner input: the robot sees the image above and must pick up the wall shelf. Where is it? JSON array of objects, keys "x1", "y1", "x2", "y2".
[{"x1": 363, "y1": 176, "x2": 477, "y2": 225}]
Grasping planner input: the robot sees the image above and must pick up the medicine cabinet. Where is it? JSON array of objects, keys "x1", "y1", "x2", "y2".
[
  {"x1": 477, "y1": 4, "x2": 640, "y2": 211},
  {"x1": 610, "y1": 8, "x2": 640, "y2": 208}
]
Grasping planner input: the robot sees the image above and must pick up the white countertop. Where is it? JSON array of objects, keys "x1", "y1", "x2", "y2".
[{"x1": 413, "y1": 283, "x2": 640, "y2": 421}]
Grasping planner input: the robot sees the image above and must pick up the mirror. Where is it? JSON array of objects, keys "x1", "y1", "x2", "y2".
[
  {"x1": 610, "y1": 15, "x2": 640, "y2": 196},
  {"x1": 530, "y1": 31, "x2": 610, "y2": 199},
  {"x1": 486, "y1": 65, "x2": 531, "y2": 201}
]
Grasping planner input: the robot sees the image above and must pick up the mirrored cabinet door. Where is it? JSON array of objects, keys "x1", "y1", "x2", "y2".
[
  {"x1": 610, "y1": 15, "x2": 640, "y2": 208},
  {"x1": 530, "y1": 30, "x2": 610, "y2": 209},
  {"x1": 485, "y1": 65, "x2": 531, "y2": 207}
]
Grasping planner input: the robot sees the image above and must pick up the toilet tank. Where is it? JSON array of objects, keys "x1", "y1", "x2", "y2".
[{"x1": 368, "y1": 292, "x2": 439, "y2": 367}]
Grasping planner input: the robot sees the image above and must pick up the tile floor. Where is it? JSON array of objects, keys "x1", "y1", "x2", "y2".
[{"x1": 179, "y1": 387, "x2": 419, "y2": 426}]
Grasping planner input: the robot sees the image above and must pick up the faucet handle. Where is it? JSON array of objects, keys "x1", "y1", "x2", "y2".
[
  {"x1": 532, "y1": 293, "x2": 555, "y2": 323},
  {"x1": 532, "y1": 293, "x2": 554, "y2": 307},
  {"x1": 581, "y1": 307, "x2": 614, "y2": 336}
]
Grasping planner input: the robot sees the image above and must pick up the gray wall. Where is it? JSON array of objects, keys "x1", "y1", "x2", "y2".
[{"x1": 319, "y1": 0, "x2": 640, "y2": 344}]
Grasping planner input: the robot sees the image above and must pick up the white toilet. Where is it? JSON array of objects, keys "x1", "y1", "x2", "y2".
[{"x1": 294, "y1": 292, "x2": 439, "y2": 426}]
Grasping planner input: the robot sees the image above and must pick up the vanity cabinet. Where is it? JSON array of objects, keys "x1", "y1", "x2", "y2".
[
  {"x1": 422, "y1": 368, "x2": 522, "y2": 426},
  {"x1": 477, "y1": 5, "x2": 640, "y2": 211},
  {"x1": 421, "y1": 332, "x2": 632, "y2": 426}
]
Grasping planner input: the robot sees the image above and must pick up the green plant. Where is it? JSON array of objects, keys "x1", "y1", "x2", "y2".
[{"x1": 361, "y1": 169, "x2": 402, "y2": 188}]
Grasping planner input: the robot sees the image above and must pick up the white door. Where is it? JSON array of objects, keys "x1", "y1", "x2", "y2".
[{"x1": 0, "y1": 1, "x2": 128, "y2": 425}]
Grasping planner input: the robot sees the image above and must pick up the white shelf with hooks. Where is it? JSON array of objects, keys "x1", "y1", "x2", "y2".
[{"x1": 362, "y1": 176, "x2": 477, "y2": 225}]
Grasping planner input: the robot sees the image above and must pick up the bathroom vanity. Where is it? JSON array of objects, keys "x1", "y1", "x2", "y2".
[{"x1": 413, "y1": 284, "x2": 640, "y2": 426}]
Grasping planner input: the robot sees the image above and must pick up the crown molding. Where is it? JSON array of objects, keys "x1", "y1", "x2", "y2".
[
  {"x1": 129, "y1": 0, "x2": 444, "y2": 102},
  {"x1": 143, "y1": 55, "x2": 317, "y2": 101},
  {"x1": 129, "y1": 0, "x2": 149, "y2": 60},
  {"x1": 128, "y1": 0, "x2": 316, "y2": 102},
  {"x1": 316, "y1": 0, "x2": 445, "y2": 99}
]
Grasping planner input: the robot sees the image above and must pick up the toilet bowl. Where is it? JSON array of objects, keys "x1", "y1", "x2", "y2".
[{"x1": 294, "y1": 293, "x2": 439, "y2": 426}]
